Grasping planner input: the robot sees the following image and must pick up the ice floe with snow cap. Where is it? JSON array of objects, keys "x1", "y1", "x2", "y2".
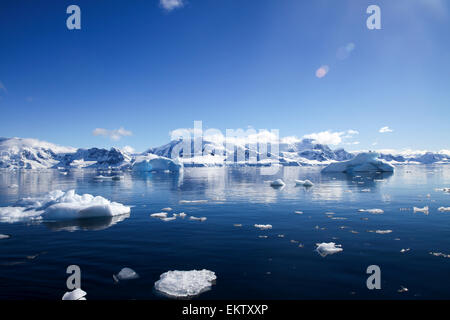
[
  {"x1": 113, "y1": 267, "x2": 139, "y2": 282},
  {"x1": 154, "y1": 269, "x2": 216, "y2": 298},
  {"x1": 0, "y1": 190, "x2": 130, "y2": 223},
  {"x1": 315, "y1": 242, "x2": 343, "y2": 257},
  {"x1": 322, "y1": 152, "x2": 394, "y2": 173}
]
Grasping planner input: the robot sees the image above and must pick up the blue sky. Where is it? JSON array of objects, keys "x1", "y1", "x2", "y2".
[{"x1": 0, "y1": 0, "x2": 449, "y2": 152}]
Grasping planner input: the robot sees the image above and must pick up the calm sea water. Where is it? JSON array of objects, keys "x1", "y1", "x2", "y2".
[{"x1": 0, "y1": 165, "x2": 449, "y2": 300}]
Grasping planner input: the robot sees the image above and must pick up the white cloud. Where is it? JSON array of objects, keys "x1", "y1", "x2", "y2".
[
  {"x1": 0, "y1": 81, "x2": 7, "y2": 93},
  {"x1": 93, "y1": 127, "x2": 133, "y2": 141},
  {"x1": 302, "y1": 130, "x2": 358, "y2": 145},
  {"x1": 379, "y1": 126, "x2": 393, "y2": 133},
  {"x1": 315, "y1": 65, "x2": 329, "y2": 78},
  {"x1": 160, "y1": 0, "x2": 184, "y2": 11}
]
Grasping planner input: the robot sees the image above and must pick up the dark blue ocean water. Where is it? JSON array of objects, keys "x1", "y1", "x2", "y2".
[{"x1": 0, "y1": 165, "x2": 449, "y2": 300}]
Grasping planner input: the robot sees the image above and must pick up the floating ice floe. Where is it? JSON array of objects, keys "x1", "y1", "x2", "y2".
[
  {"x1": 295, "y1": 179, "x2": 314, "y2": 187},
  {"x1": 179, "y1": 200, "x2": 208, "y2": 204},
  {"x1": 369, "y1": 230, "x2": 393, "y2": 234},
  {"x1": 234, "y1": 224, "x2": 243, "y2": 227},
  {"x1": 361, "y1": 189, "x2": 371, "y2": 192},
  {"x1": 162, "y1": 216, "x2": 177, "y2": 222},
  {"x1": 113, "y1": 267, "x2": 139, "y2": 283},
  {"x1": 438, "y1": 207, "x2": 450, "y2": 212},
  {"x1": 398, "y1": 286, "x2": 408, "y2": 293},
  {"x1": 161, "y1": 207, "x2": 173, "y2": 212},
  {"x1": 254, "y1": 224, "x2": 272, "y2": 230},
  {"x1": 258, "y1": 235, "x2": 268, "y2": 239},
  {"x1": 189, "y1": 216, "x2": 207, "y2": 222},
  {"x1": 413, "y1": 206, "x2": 429, "y2": 214},
  {"x1": 154, "y1": 269, "x2": 216, "y2": 298},
  {"x1": 150, "y1": 212, "x2": 168, "y2": 219},
  {"x1": 358, "y1": 208, "x2": 384, "y2": 214},
  {"x1": 178, "y1": 212, "x2": 187, "y2": 218},
  {"x1": 429, "y1": 252, "x2": 450, "y2": 258},
  {"x1": 322, "y1": 152, "x2": 394, "y2": 173},
  {"x1": 8, "y1": 184, "x2": 18, "y2": 188},
  {"x1": 270, "y1": 179, "x2": 285, "y2": 187},
  {"x1": 315, "y1": 242, "x2": 343, "y2": 257},
  {"x1": 62, "y1": 288, "x2": 87, "y2": 300},
  {"x1": 0, "y1": 234, "x2": 11, "y2": 240},
  {"x1": 294, "y1": 211, "x2": 303, "y2": 215},
  {"x1": 0, "y1": 190, "x2": 130, "y2": 223},
  {"x1": 400, "y1": 248, "x2": 410, "y2": 253}
]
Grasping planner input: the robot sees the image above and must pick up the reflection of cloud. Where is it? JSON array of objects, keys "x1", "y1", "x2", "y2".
[
  {"x1": 315, "y1": 65, "x2": 329, "y2": 78},
  {"x1": 160, "y1": 0, "x2": 184, "y2": 11},
  {"x1": 379, "y1": 126, "x2": 393, "y2": 133},
  {"x1": 93, "y1": 127, "x2": 132, "y2": 141}
]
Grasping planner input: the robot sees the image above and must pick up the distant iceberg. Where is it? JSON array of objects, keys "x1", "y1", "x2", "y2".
[
  {"x1": 131, "y1": 154, "x2": 182, "y2": 172},
  {"x1": 0, "y1": 190, "x2": 130, "y2": 223},
  {"x1": 322, "y1": 152, "x2": 394, "y2": 173}
]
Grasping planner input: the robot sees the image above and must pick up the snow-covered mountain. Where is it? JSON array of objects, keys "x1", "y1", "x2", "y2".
[{"x1": 0, "y1": 136, "x2": 448, "y2": 170}]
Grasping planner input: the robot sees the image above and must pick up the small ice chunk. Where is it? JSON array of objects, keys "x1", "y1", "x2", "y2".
[
  {"x1": 429, "y1": 252, "x2": 450, "y2": 258},
  {"x1": 294, "y1": 211, "x2": 303, "y2": 215},
  {"x1": 400, "y1": 248, "x2": 410, "y2": 253},
  {"x1": 258, "y1": 235, "x2": 268, "y2": 239},
  {"x1": 151, "y1": 212, "x2": 168, "y2": 218},
  {"x1": 370, "y1": 230, "x2": 393, "y2": 234},
  {"x1": 361, "y1": 188, "x2": 371, "y2": 192},
  {"x1": 189, "y1": 216, "x2": 207, "y2": 222},
  {"x1": 438, "y1": 207, "x2": 450, "y2": 212},
  {"x1": 0, "y1": 234, "x2": 11, "y2": 240},
  {"x1": 62, "y1": 288, "x2": 87, "y2": 300},
  {"x1": 254, "y1": 224, "x2": 272, "y2": 230},
  {"x1": 413, "y1": 206, "x2": 429, "y2": 214},
  {"x1": 358, "y1": 208, "x2": 384, "y2": 214},
  {"x1": 234, "y1": 224, "x2": 242, "y2": 227},
  {"x1": 154, "y1": 269, "x2": 216, "y2": 298},
  {"x1": 316, "y1": 242, "x2": 343, "y2": 257},
  {"x1": 398, "y1": 286, "x2": 408, "y2": 293},
  {"x1": 295, "y1": 179, "x2": 314, "y2": 187},
  {"x1": 178, "y1": 212, "x2": 187, "y2": 218},
  {"x1": 270, "y1": 179, "x2": 285, "y2": 187},
  {"x1": 162, "y1": 216, "x2": 177, "y2": 222},
  {"x1": 161, "y1": 207, "x2": 173, "y2": 212},
  {"x1": 113, "y1": 267, "x2": 139, "y2": 282},
  {"x1": 179, "y1": 200, "x2": 208, "y2": 204},
  {"x1": 8, "y1": 184, "x2": 18, "y2": 188}
]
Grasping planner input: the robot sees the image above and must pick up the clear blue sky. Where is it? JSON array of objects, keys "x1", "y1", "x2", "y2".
[{"x1": 0, "y1": 0, "x2": 449, "y2": 152}]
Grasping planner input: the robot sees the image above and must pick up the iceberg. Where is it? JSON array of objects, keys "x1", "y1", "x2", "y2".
[
  {"x1": 315, "y1": 242, "x2": 343, "y2": 257},
  {"x1": 270, "y1": 179, "x2": 285, "y2": 187},
  {"x1": 322, "y1": 152, "x2": 394, "y2": 173},
  {"x1": 413, "y1": 206, "x2": 429, "y2": 214},
  {"x1": 0, "y1": 190, "x2": 130, "y2": 223},
  {"x1": 131, "y1": 154, "x2": 182, "y2": 172},
  {"x1": 113, "y1": 267, "x2": 139, "y2": 282},
  {"x1": 62, "y1": 288, "x2": 87, "y2": 300},
  {"x1": 295, "y1": 179, "x2": 314, "y2": 187},
  {"x1": 154, "y1": 269, "x2": 217, "y2": 298}
]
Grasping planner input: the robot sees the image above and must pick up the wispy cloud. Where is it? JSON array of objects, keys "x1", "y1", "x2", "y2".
[
  {"x1": 303, "y1": 130, "x2": 359, "y2": 145},
  {"x1": 160, "y1": 0, "x2": 184, "y2": 11},
  {"x1": 92, "y1": 127, "x2": 133, "y2": 141},
  {"x1": 379, "y1": 126, "x2": 393, "y2": 133},
  {"x1": 0, "y1": 81, "x2": 7, "y2": 94}
]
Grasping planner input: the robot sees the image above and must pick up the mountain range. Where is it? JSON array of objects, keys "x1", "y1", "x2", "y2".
[{"x1": 0, "y1": 137, "x2": 448, "y2": 170}]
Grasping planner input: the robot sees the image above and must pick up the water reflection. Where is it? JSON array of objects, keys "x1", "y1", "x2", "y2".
[{"x1": 43, "y1": 213, "x2": 130, "y2": 232}]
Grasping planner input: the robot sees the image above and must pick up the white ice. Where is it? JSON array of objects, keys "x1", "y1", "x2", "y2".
[
  {"x1": 189, "y1": 216, "x2": 207, "y2": 222},
  {"x1": 151, "y1": 212, "x2": 168, "y2": 218},
  {"x1": 413, "y1": 206, "x2": 429, "y2": 214},
  {"x1": 154, "y1": 269, "x2": 216, "y2": 298},
  {"x1": 0, "y1": 190, "x2": 130, "y2": 223},
  {"x1": 62, "y1": 288, "x2": 87, "y2": 300},
  {"x1": 315, "y1": 242, "x2": 343, "y2": 257},
  {"x1": 0, "y1": 234, "x2": 11, "y2": 240},
  {"x1": 358, "y1": 208, "x2": 384, "y2": 214},
  {"x1": 438, "y1": 207, "x2": 450, "y2": 212},
  {"x1": 254, "y1": 224, "x2": 272, "y2": 230},
  {"x1": 113, "y1": 267, "x2": 139, "y2": 282},
  {"x1": 322, "y1": 152, "x2": 394, "y2": 173},
  {"x1": 132, "y1": 154, "x2": 182, "y2": 172},
  {"x1": 295, "y1": 179, "x2": 314, "y2": 187}
]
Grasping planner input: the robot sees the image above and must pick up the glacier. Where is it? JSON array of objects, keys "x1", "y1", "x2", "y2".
[{"x1": 322, "y1": 152, "x2": 394, "y2": 173}]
